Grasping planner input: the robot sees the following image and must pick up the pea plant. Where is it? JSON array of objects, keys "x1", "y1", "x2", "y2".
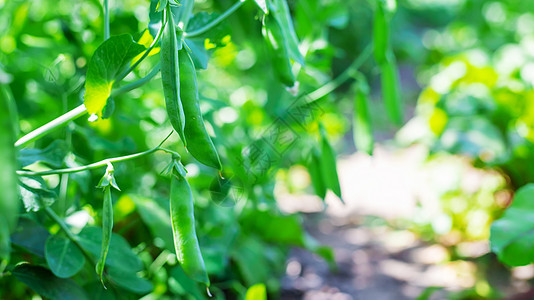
[{"x1": 0, "y1": 0, "x2": 402, "y2": 298}]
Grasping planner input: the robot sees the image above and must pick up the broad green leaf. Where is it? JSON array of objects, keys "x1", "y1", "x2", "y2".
[
  {"x1": 318, "y1": 124, "x2": 343, "y2": 201},
  {"x1": 271, "y1": 0, "x2": 304, "y2": 65},
  {"x1": 45, "y1": 235, "x2": 85, "y2": 278},
  {"x1": 380, "y1": 53, "x2": 403, "y2": 125},
  {"x1": 83, "y1": 282, "x2": 118, "y2": 300},
  {"x1": 132, "y1": 195, "x2": 174, "y2": 251},
  {"x1": 0, "y1": 84, "x2": 19, "y2": 261},
  {"x1": 12, "y1": 264, "x2": 89, "y2": 300},
  {"x1": 19, "y1": 176, "x2": 57, "y2": 212},
  {"x1": 353, "y1": 80, "x2": 374, "y2": 155},
  {"x1": 253, "y1": 0, "x2": 268, "y2": 14},
  {"x1": 245, "y1": 283, "x2": 267, "y2": 300},
  {"x1": 184, "y1": 38, "x2": 209, "y2": 70},
  {"x1": 76, "y1": 226, "x2": 143, "y2": 272},
  {"x1": 83, "y1": 34, "x2": 145, "y2": 117},
  {"x1": 169, "y1": 266, "x2": 207, "y2": 299},
  {"x1": 107, "y1": 266, "x2": 153, "y2": 294},
  {"x1": 490, "y1": 184, "x2": 534, "y2": 266},
  {"x1": 11, "y1": 217, "x2": 50, "y2": 257},
  {"x1": 18, "y1": 140, "x2": 68, "y2": 168},
  {"x1": 231, "y1": 236, "x2": 270, "y2": 286}
]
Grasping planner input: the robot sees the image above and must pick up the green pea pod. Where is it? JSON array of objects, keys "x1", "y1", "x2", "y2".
[
  {"x1": 380, "y1": 53, "x2": 402, "y2": 125},
  {"x1": 318, "y1": 124, "x2": 343, "y2": 203},
  {"x1": 161, "y1": 4, "x2": 186, "y2": 145},
  {"x1": 178, "y1": 48, "x2": 222, "y2": 170},
  {"x1": 0, "y1": 85, "x2": 19, "y2": 263},
  {"x1": 353, "y1": 79, "x2": 374, "y2": 155},
  {"x1": 307, "y1": 147, "x2": 327, "y2": 199},
  {"x1": 95, "y1": 163, "x2": 119, "y2": 285},
  {"x1": 373, "y1": 0, "x2": 389, "y2": 64},
  {"x1": 263, "y1": 13, "x2": 296, "y2": 87},
  {"x1": 170, "y1": 168, "x2": 209, "y2": 286}
]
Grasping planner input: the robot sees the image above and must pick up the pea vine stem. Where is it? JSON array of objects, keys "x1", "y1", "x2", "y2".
[
  {"x1": 17, "y1": 132, "x2": 176, "y2": 176},
  {"x1": 103, "y1": 0, "x2": 110, "y2": 40},
  {"x1": 184, "y1": 0, "x2": 246, "y2": 38},
  {"x1": 301, "y1": 44, "x2": 373, "y2": 106}
]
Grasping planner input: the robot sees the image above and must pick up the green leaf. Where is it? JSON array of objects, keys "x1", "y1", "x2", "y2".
[
  {"x1": 11, "y1": 217, "x2": 50, "y2": 257},
  {"x1": 184, "y1": 38, "x2": 209, "y2": 70},
  {"x1": 132, "y1": 195, "x2": 175, "y2": 251},
  {"x1": 490, "y1": 184, "x2": 534, "y2": 266},
  {"x1": 18, "y1": 140, "x2": 68, "y2": 168},
  {"x1": 76, "y1": 226, "x2": 143, "y2": 272},
  {"x1": 245, "y1": 283, "x2": 267, "y2": 300},
  {"x1": 12, "y1": 264, "x2": 89, "y2": 300},
  {"x1": 107, "y1": 266, "x2": 153, "y2": 294},
  {"x1": 83, "y1": 34, "x2": 146, "y2": 117},
  {"x1": 271, "y1": 0, "x2": 304, "y2": 65},
  {"x1": 45, "y1": 235, "x2": 85, "y2": 278},
  {"x1": 318, "y1": 124, "x2": 343, "y2": 202},
  {"x1": 253, "y1": 0, "x2": 268, "y2": 14},
  {"x1": 19, "y1": 176, "x2": 57, "y2": 212}
]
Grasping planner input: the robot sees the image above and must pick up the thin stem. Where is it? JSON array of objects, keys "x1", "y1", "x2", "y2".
[
  {"x1": 14, "y1": 105, "x2": 88, "y2": 149},
  {"x1": 104, "y1": 0, "x2": 110, "y2": 40},
  {"x1": 302, "y1": 44, "x2": 373, "y2": 105},
  {"x1": 14, "y1": 65, "x2": 161, "y2": 149},
  {"x1": 116, "y1": 19, "x2": 166, "y2": 83},
  {"x1": 112, "y1": 63, "x2": 161, "y2": 96},
  {"x1": 184, "y1": 0, "x2": 245, "y2": 38},
  {"x1": 17, "y1": 132, "x2": 174, "y2": 176},
  {"x1": 43, "y1": 206, "x2": 96, "y2": 265}
]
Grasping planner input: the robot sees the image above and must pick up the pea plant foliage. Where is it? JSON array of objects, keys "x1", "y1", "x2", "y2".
[{"x1": 0, "y1": 0, "x2": 406, "y2": 298}]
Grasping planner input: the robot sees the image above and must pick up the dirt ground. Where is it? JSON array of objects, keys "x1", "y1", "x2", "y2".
[{"x1": 276, "y1": 145, "x2": 531, "y2": 300}]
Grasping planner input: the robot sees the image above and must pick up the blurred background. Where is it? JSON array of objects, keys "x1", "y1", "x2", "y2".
[{"x1": 2, "y1": 0, "x2": 534, "y2": 299}]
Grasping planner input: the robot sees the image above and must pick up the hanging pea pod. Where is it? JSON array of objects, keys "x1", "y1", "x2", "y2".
[
  {"x1": 353, "y1": 75, "x2": 374, "y2": 155},
  {"x1": 381, "y1": 53, "x2": 402, "y2": 125},
  {"x1": 307, "y1": 147, "x2": 327, "y2": 199},
  {"x1": 178, "y1": 47, "x2": 222, "y2": 170},
  {"x1": 373, "y1": 0, "x2": 390, "y2": 65},
  {"x1": 318, "y1": 124, "x2": 343, "y2": 203},
  {"x1": 0, "y1": 84, "x2": 19, "y2": 264},
  {"x1": 161, "y1": 4, "x2": 186, "y2": 145},
  {"x1": 262, "y1": 13, "x2": 296, "y2": 87},
  {"x1": 169, "y1": 162, "x2": 210, "y2": 286},
  {"x1": 95, "y1": 163, "x2": 120, "y2": 285}
]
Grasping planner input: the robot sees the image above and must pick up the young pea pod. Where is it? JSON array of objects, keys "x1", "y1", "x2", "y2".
[
  {"x1": 95, "y1": 163, "x2": 120, "y2": 285},
  {"x1": 373, "y1": 0, "x2": 390, "y2": 64},
  {"x1": 178, "y1": 48, "x2": 222, "y2": 169},
  {"x1": 170, "y1": 166, "x2": 210, "y2": 286},
  {"x1": 262, "y1": 13, "x2": 296, "y2": 87},
  {"x1": 161, "y1": 4, "x2": 186, "y2": 145},
  {"x1": 318, "y1": 124, "x2": 343, "y2": 203},
  {"x1": 380, "y1": 53, "x2": 403, "y2": 125},
  {"x1": 0, "y1": 85, "x2": 19, "y2": 263},
  {"x1": 353, "y1": 77, "x2": 374, "y2": 155},
  {"x1": 307, "y1": 147, "x2": 327, "y2": 199}
]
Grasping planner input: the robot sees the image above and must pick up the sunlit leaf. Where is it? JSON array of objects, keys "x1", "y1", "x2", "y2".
[
  {"x1": 83, "y1": 34, "x2": 145, "y2": 117},
  {"x1": 245, "y1": 283, "x2": 267, "y2": 300}
]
